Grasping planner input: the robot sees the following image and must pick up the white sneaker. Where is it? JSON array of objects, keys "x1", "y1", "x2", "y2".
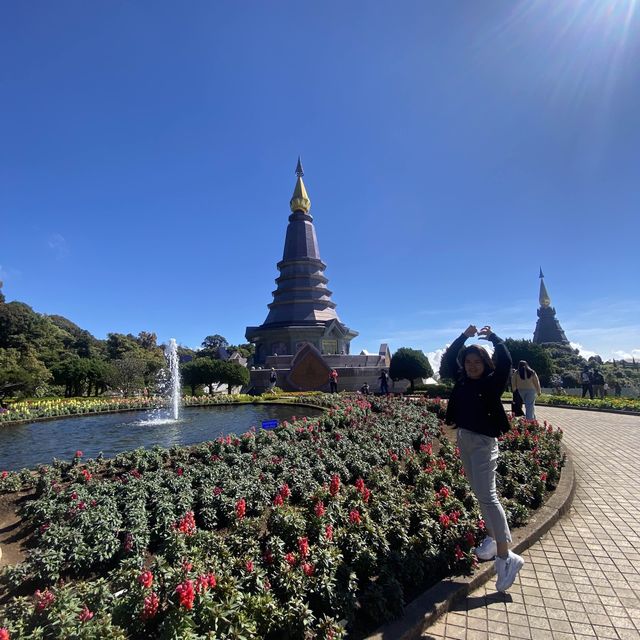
[
  {"x1": 495, "y1": 551, "x2": 524, "y2": 592},
  {"x1": 474, "y1": 536, "x2": 497, "y2": 561}
]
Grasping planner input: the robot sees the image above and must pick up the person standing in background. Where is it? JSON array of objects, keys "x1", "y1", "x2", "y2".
[
  {"x1": 511, "y1": 361, "x2": 541, "y2": 420},
  {"x1": 329, "y1": 369, "x2": 339, "y2": 393},
  {"x1": 580, "y1": 367, "x2": 594, "y2": 399}
]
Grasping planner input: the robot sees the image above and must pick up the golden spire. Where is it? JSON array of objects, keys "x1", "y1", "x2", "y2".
[
  {"x1": 289, "y1": 156, "x2": 311, "y2": 213},
  {"x1": 539, "y1": 268, "x2": 551, "y2": 308}
]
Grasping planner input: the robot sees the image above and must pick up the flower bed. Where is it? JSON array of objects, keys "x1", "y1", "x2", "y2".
[
  {"x1": 0, "y1": 395, "x2": 564, "y2": 639},
  {"x1": 536, "y1": 394, "x2": 640, "y2": 413}
]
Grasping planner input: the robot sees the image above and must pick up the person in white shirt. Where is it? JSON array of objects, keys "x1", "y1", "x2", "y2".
[{"x1": 511, "y1": 360, "x2": 541, "y2": 420}]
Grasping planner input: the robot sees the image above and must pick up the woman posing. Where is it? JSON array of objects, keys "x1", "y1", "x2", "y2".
[
  {"x1": 442, "y1": 324, "x2": 524, "y2": 592},
  {"x1": 511, "y1": 360, "x2": 541, "y2": 420}
]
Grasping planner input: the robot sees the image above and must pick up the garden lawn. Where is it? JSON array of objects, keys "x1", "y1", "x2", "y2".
[{"x1": 0, "y1": 394, "x2": 564, "y2": 639}]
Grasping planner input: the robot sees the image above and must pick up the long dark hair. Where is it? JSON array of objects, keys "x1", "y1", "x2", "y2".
[
  {"x1": 518, "y1": 360, "x2": 534, "y2": 379},
  {"x1": 457, "y1": 345, "x2": 495, "y2": 379}
]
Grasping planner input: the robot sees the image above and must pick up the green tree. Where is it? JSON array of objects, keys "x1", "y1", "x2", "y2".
[
  {"x1": 53, "y1": 357, "x2": 88, "y2": 397},
  {"x1": 0, "y1": 346, "x2": 52, "y2": 398},
  {"x1": 390, "y1": 348, "x2": 434, "y2": 392},
  {"x1": 136, "y1": 331, "x2": 158, "y2": 350},
  {"x1": 48, "y1": 315, "x2": 102, "y2": 358},
  {"x1": 200, "y1": 334, "x2": 229, "y2": 359},
  {"x1": 107, "y1": 358, "x2": 147, "y2": 396},
  {"x1": 218, "y1": 361, "x2": 250, "y2": 394},
  {"x1": 181, "y1": 360, "x2": 204, "y2": 396},
  {"x1": 105, "y1": 333, "x2": 141, "y2": 360}
]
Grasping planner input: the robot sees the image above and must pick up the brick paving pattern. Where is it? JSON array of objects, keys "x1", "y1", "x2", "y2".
[{"x1": 422, "y1": 407, "x2": 640, "y2": 640}]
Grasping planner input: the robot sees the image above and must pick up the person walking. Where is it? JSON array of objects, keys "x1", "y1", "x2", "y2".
[
  {"x1": 511, "y1": 360, "x2": 541, "y2": 420},
  {"x1": 378, "y1": 369, "x2": 389, "y2": 395},
  {"x1": 268, "y1": 368, "x2": 277, "y2": 392},
  {"x1": 442, "y1": 324, "x2": 524, "y2": 593},
  {"x1": 329, "y1": 369, "x2": 339, "y2": 393},
  {"x1": 592, "y1": 369, "x2": 605, "y2": 399}
]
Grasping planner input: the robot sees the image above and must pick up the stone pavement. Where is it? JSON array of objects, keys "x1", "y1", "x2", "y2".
[{"x1": 422, "y1": 406, "x2": 640, "y2": 640}]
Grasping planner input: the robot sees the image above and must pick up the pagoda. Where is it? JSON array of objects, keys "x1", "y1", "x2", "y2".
[
  {"x1": 532, "y1": 269, "x2": 569, "y2": 345},
  {"x1": 245, "y1": 160, "x2": 391, "y2": 392},
  {"x1": 246, "y1": 159, "x2": 358, "y2": 366}
]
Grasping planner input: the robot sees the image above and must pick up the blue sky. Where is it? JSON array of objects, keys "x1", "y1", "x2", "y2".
[{"x1": 2, "y1": 1, "x2": 639, "y2": 364}]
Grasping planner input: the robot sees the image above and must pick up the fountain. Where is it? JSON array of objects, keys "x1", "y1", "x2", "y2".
[
  {"x1": 166, "y1": 338, "x2": 181, "y2": 420},
  {"x1": 134, "y1": 338, "x2": 182, "y2": 425}
]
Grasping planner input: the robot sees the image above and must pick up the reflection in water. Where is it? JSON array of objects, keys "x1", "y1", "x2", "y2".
[{"x1": 0, "y1": 404, "x2": 322, "y2": 471}]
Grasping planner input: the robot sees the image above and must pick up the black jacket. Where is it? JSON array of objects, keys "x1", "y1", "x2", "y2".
[{"x1": 443, "y1": 333, "x2": 512, "y2": 437}]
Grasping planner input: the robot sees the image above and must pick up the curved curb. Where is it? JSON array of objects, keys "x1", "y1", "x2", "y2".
[{"x1": 365, "y1": 445, "x2": 576, "y2": 640}]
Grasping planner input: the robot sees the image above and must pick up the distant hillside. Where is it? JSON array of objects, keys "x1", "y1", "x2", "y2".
[{"x1": 0, "y1": 297, "x2": 164, "y2": 399}]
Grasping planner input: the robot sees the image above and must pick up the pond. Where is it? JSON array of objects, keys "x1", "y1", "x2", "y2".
[{"x1": 0, "y1": 403, "x2": 323, "y2": 471}]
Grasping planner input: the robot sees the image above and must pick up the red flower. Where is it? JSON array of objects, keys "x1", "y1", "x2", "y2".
[
  {"x1": 465, "y1": 531, "x2": 476, "y2": 547},
  {"x1": 1, "y1": 471, "x2": 9, "y2": 479},
  {"x1": 235, "y1": 498, "x2": 246, "y2": 520},
  {"x1": 279, "y1": 483, "x2": 291, "y2": 499},
  {"x1": 195, "y1": 573, "x2": 216, "y2": 593},
  {"x1": 75, "y1": 450, "x2": 83, "y2": 458},
  {"x1": 349, "y1": 509, "x2": 362, "y2": 525},
  {"x1": 329, "y1": 474, "x2": 340, "y2": 497},
  {"x1": 78, "y1": 605, "x2": 94, "y2": 622},
  {"x1": 302, "y1": 562, "x2": 315, "y2": 576},
  {"x1": 355, "y1": 477, "x2": 365, "y2": 492},
  {"x1": 81, "y1": 469, "x2": 92, "y2": 482},
  {"x1": 438, "y1": 486, "x2": 450, "y2": 499},
  {"x1": 213, "y1": 486, "x2": 223, "y2": 495},
  {"x1": 450, "y1": 510, "x2": 461, "y2": 524},
  {"x1": 205, "y1": 574, "x2": 217, "y2": 588},
  {"x1": 314, "y1": 500, "x2": 326, "y2": 517},
  {"x1": 245, "y1": 560, "x2": 254, "y2": 572},
  {"x1": 177, "y1": 511, "x2": 196, "y2": 536},
  {"x1": 298, "y1": 537, "x2": 309, "y2": 558},
  {"x1": 273, "y1": 493, "x2": 284, "y2": 507},
  {"x1": 176, "y1": 467, "x2": 184, "y2": 476},
  {"x1": 477, "y1": 518, "x2": 486, "y2": 530},
  {"x1": 34, "y1": 588, "x2": 55, "y2": 612},
  {"x1": 362, "y1": 487, "x2": 371, "y2": 503},
  {"x1": 285, "y1": 552, "x2": 297, "y2": 566},
  {"x1": 175, "y1": 580, "x2": 195, "y2": 609},
  {"x1": 439, "y1": 513, "x2": 451, "y2": 528},
  {"x1": 141, "y1": 592, "x2": 159, "y2": 620},
  {"x1": 325, "y1": 524, "x2": 334, "y2": 541},
  {"x1": 540, "y1": 472, "x2": 548, "y2": 483},
  {"x1": 138, "y1": 570, "x2": 153, "y2": 589},
  {"x1": 390, "y1": 453, "x2": 399, "y2": 462},
  {"x1": 0, "y1": 627, "x2": 9, "y2": 640},
  {"x1": 420, "y1": 443, "x2": 433, "y2": 455},
  {"x1": 454, "y1": 545, "x2": 465, "y2": 561},
  {"x1": 181, "y1": 560, "x2": 193, "y2": 573}
]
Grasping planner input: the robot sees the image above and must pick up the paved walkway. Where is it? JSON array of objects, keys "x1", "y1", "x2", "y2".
[{"x1": 422, "y1": 407, "x2": 640, "y2": 640}]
